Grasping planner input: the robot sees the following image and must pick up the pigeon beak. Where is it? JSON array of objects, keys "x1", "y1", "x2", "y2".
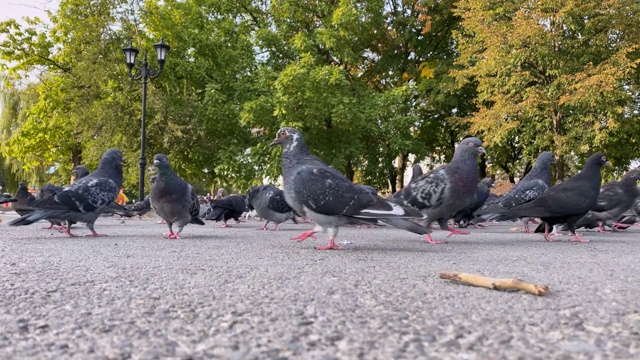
[
  {"x1": 478, "y1": 146, "x2": 487, "y2": 155},
  {"x1": 153, "y1": 160, "x2": 160, "y2": 166},
  {"x1": 491, "y1": 183, "x2": 496, "y2": 188},
  {"x1": 269, "y1": 138, "x2": 282, "y2": 147}
]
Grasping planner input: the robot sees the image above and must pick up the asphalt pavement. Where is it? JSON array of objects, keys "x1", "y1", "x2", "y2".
[{"x1": 0, "y1": 212, "x2": 639, "y2": 359}]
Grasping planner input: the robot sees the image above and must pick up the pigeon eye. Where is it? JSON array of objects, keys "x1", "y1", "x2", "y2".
[{"x1": 280, "y1": 131, "x2": 286, "y2": 136}]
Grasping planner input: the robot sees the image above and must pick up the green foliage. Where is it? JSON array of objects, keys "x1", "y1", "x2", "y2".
[{"x1": 0, "y1": 0, "x2": 638, "y2": 198}]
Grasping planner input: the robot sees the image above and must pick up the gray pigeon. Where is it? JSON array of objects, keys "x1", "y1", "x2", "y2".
[
  {"x1": 125, "y1": 195, "x2": 152, "y2": 218},
  {"x1": 9, "y1": 149, "x2": 125, "y2": 237},
  {"x1": 150, "y1": 153, "x2": 205, "y2": 239},
  {"x1": 574, "y1": 168, "x2": 640, "y2": 231},
  {"x1": 453, "y1": 177, "x2": 495, "y2": 228},
  {"x1": 409, "y1": 164, "x2": 423, "y2": 184},
  {"x1": 392, "y1": 137, "x2": 487, "y2": 244},
  {"x1": 616, "y1": 191, "x2": 640, "y2": 227},
  {"x1": 12, "y1": 181, "x2": 36, "y2": 216},
  {"x1": 270, "y1": 127, "x2": 428, "y2": 250},
  {"x1": 203, "y1": 195, "x2": 248, "y2": 226},
  {"x1": 72, "y1": 165, "x2": 90, "y2": 181},
  {"x1": 473, "y1": 151, "x2": 554, "y2": 232},
  {"x1": 246, "y1": 184, "x2": 297, "y2": 230},
  {"x1": 477, "y1": 153, "x2": 608, "y2": 242}
]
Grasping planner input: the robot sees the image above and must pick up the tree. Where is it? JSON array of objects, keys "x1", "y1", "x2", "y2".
[{"x1": 453, "y1": 0, "x2": 640, "y2": 180}]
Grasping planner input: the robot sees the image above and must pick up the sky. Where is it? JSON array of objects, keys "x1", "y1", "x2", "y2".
[{"x1": 0, "y1": 0, "x2": 59, "y2": 22}]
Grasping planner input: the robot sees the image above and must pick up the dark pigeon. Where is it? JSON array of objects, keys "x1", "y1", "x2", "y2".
[
  {"x1": 246, "y1": 185, "x2": 297, "y2": 231},
  {"x1": 392, "y1": 137, "x2": 487, "y2": 244},
  {"x1": 270, "y1": 127, "x2": 428, "y2": 250},
  {"x1": 39, "y1": 164, "x2": 92, "y2": 229},
  {"x1": 204, "y1": 195, "x2": 248, "y2": 227},
  {"x1": 0, "y1": 194, "x2": 17, "y2": 205},
  {"x1": 477, "y1": 153, "x2": 608, "y2": 242},
  {"x1": 473, "y1": 151, "x2": 554, "y2": 232},
  {"x1": 453, "y1": 177, "x2": 495, "y2": 228},
  {"x1": 11, "y1": 181, "x2": 36, "y2": 216},
  {"x1": 150, "y1": 154, "x2": 205, "y2": 239},
  {"x1": 574, "y1": 169, "x2": 640, "y2": 232},
  {"x1": 9, "y1": 149, "x2": 125, "y2": 237}
]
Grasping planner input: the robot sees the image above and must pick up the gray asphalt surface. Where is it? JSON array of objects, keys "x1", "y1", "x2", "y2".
[{"x1": 1, "y1": 211, "x2": 639, "y2": 359}]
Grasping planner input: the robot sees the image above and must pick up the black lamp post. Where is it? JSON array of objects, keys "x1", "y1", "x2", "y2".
[{"x1": 123, "y1": 39, "x2": 170, "y2": 201}]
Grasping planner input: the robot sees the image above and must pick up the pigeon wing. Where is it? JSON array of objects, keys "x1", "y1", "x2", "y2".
[
  {"x1": 399, "y1": 168, "x2": 448, "y2": 210},
  {"x1": 499, "y1": 179, "x2": 549, "y2": 208},
  {"x1": 267, "y1": 189, "x2": 293, "y2": 213},
  {"x1": 591, "y1": 184, "x2": 624, "y2": 212},
  {"x1": 291, "y1": 166, "x2": 376, "y2": 216}
]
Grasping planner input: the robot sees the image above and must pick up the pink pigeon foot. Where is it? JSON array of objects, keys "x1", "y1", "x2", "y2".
[
  {"x1": 543, "y1": 224, "x2": 557, "y2": 242},
  {"x1": 217, "y1": 223, "x2": 231, "y2": 228},
  {"x1": 64, "y1": 228, "x2": 79, "y2": 237},
  {"x1": 270, "y1": 224, "x2": 280, "y2": 231},
  {"x1": 166, "y1": 233, "x2": 182, "y2": 239},
  {"x1": 447, "y1": 228, "x2": 470, "y2": 237},
  {"x1": 570, "y1": 233, "x2": 590, "y2": 243},
  {"x1": 291, "y1": 230, "x2": 317, "y2": 242},
  {"x1": 612, "y1": 222, "x2": 630, "y2": 230},
  {"x1": 424, "y1": 234, "x2": 446, "y2": 244},
  {"x1": 597, "y1": 224, "x2": 608, "y2": 233},
  {"x1": 316, "y1": 236, "x2": 341, "y2": 250},
  {"x1": 156, "y1": 219, "x2": 167, "y2": 224}
]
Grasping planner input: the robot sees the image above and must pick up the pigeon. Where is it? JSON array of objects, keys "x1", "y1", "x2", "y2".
[
  {"x1": 270, "y1": 127, "x2": 429, "y2": 250},
  {"x1": 616, "y1": 193, "x2": 640, "y2": 227},
  {"x1": 472, "y1": 151, "x2": 554, "y2": 232},
  {"x1": 72, "y1": 165, "x2": 90, "y2": 181},
  {"x1": 150, "y1": 153, "x2": 205, "y2": 239},
  {"x1": 0, "y1": 194, "x2": 17, "y2": 205},
  {"x1": 203, "y1": 195, "x2": 248, "y2": 227},
  {"x1": 11, "y1": 181, "x2": 36, "y2": 216},
  {"x1": 9, "y1": 149, "x2": 126, "y2": 237},
  {"x1": 477, "y1": 153, "x2": 609, "y2": 242},
  {"x1": 409, "y1": 164, "x2": 423, "y2": 184},
  {"x1": 453, "y1": 177, "x2": 495, "y2": 228},
  {"x1": 125, "y1": 195, "x2": 152, "y2": 218},
  {"x1": 246, "y1": 184, "x2": 297, "y2": 230},
  {"x1": 391, "y1": 137, "x2": 487, "y2": 244},
  {"x1": 574, "y1": 169, "x2": 640, "y2": 232}
]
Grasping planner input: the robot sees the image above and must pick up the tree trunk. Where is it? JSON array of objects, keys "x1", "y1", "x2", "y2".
[
  {"x1": 71, "y1": 142, "x2": 82, "y2": 168},
  {"x1": 396, "y1": 153, "x2": 408, "y2": 190},
  {"x1": 388, "y1": 165, "x2": 397, "y2": 194},
  {"x1": 521, "y1": 161, "x2": 532, "y2": 180},
  {"x1": 552, "y1": 111, "x2": 565, "y2": 181},
  {"x1": 345, "y1": 159, "x2": 355, "y2": 182},
  {"x1": 479, "y1": 155, "x2": 487, "y2": 179}
]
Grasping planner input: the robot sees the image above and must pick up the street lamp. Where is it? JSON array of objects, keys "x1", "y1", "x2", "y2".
[{"x1": 123, "y1": 39, "x2": 170, "y2": 201}]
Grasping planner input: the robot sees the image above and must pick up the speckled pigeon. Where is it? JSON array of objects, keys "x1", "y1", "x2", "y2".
[
  {"x1": 150, "y1": 153, "x2": 205, "y2": 239},
  {"x1": 453, "y1": 177, "x2": 495, "y2": 228},
  {"x1": 474, "y1": 151, "x2": 554, "y2": 232},
  {"x1": 477, "y1": 153, "x2": 608, "y2": 242},
  {"x1": 574, "y1": 168, "x2": 640, "y2": 232},
  {"x1": 247, "y1": 184, "x2": 297, "y2": 230},
  {"x1": 392, "y1": 137, "x2": 487, "y2": 244},
  {"x1": 270, "y1": 127, "x2": 428, "y2": 250},
  {"x1": 9, "y1": 149, "x2": 125, "y2": 237}
]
